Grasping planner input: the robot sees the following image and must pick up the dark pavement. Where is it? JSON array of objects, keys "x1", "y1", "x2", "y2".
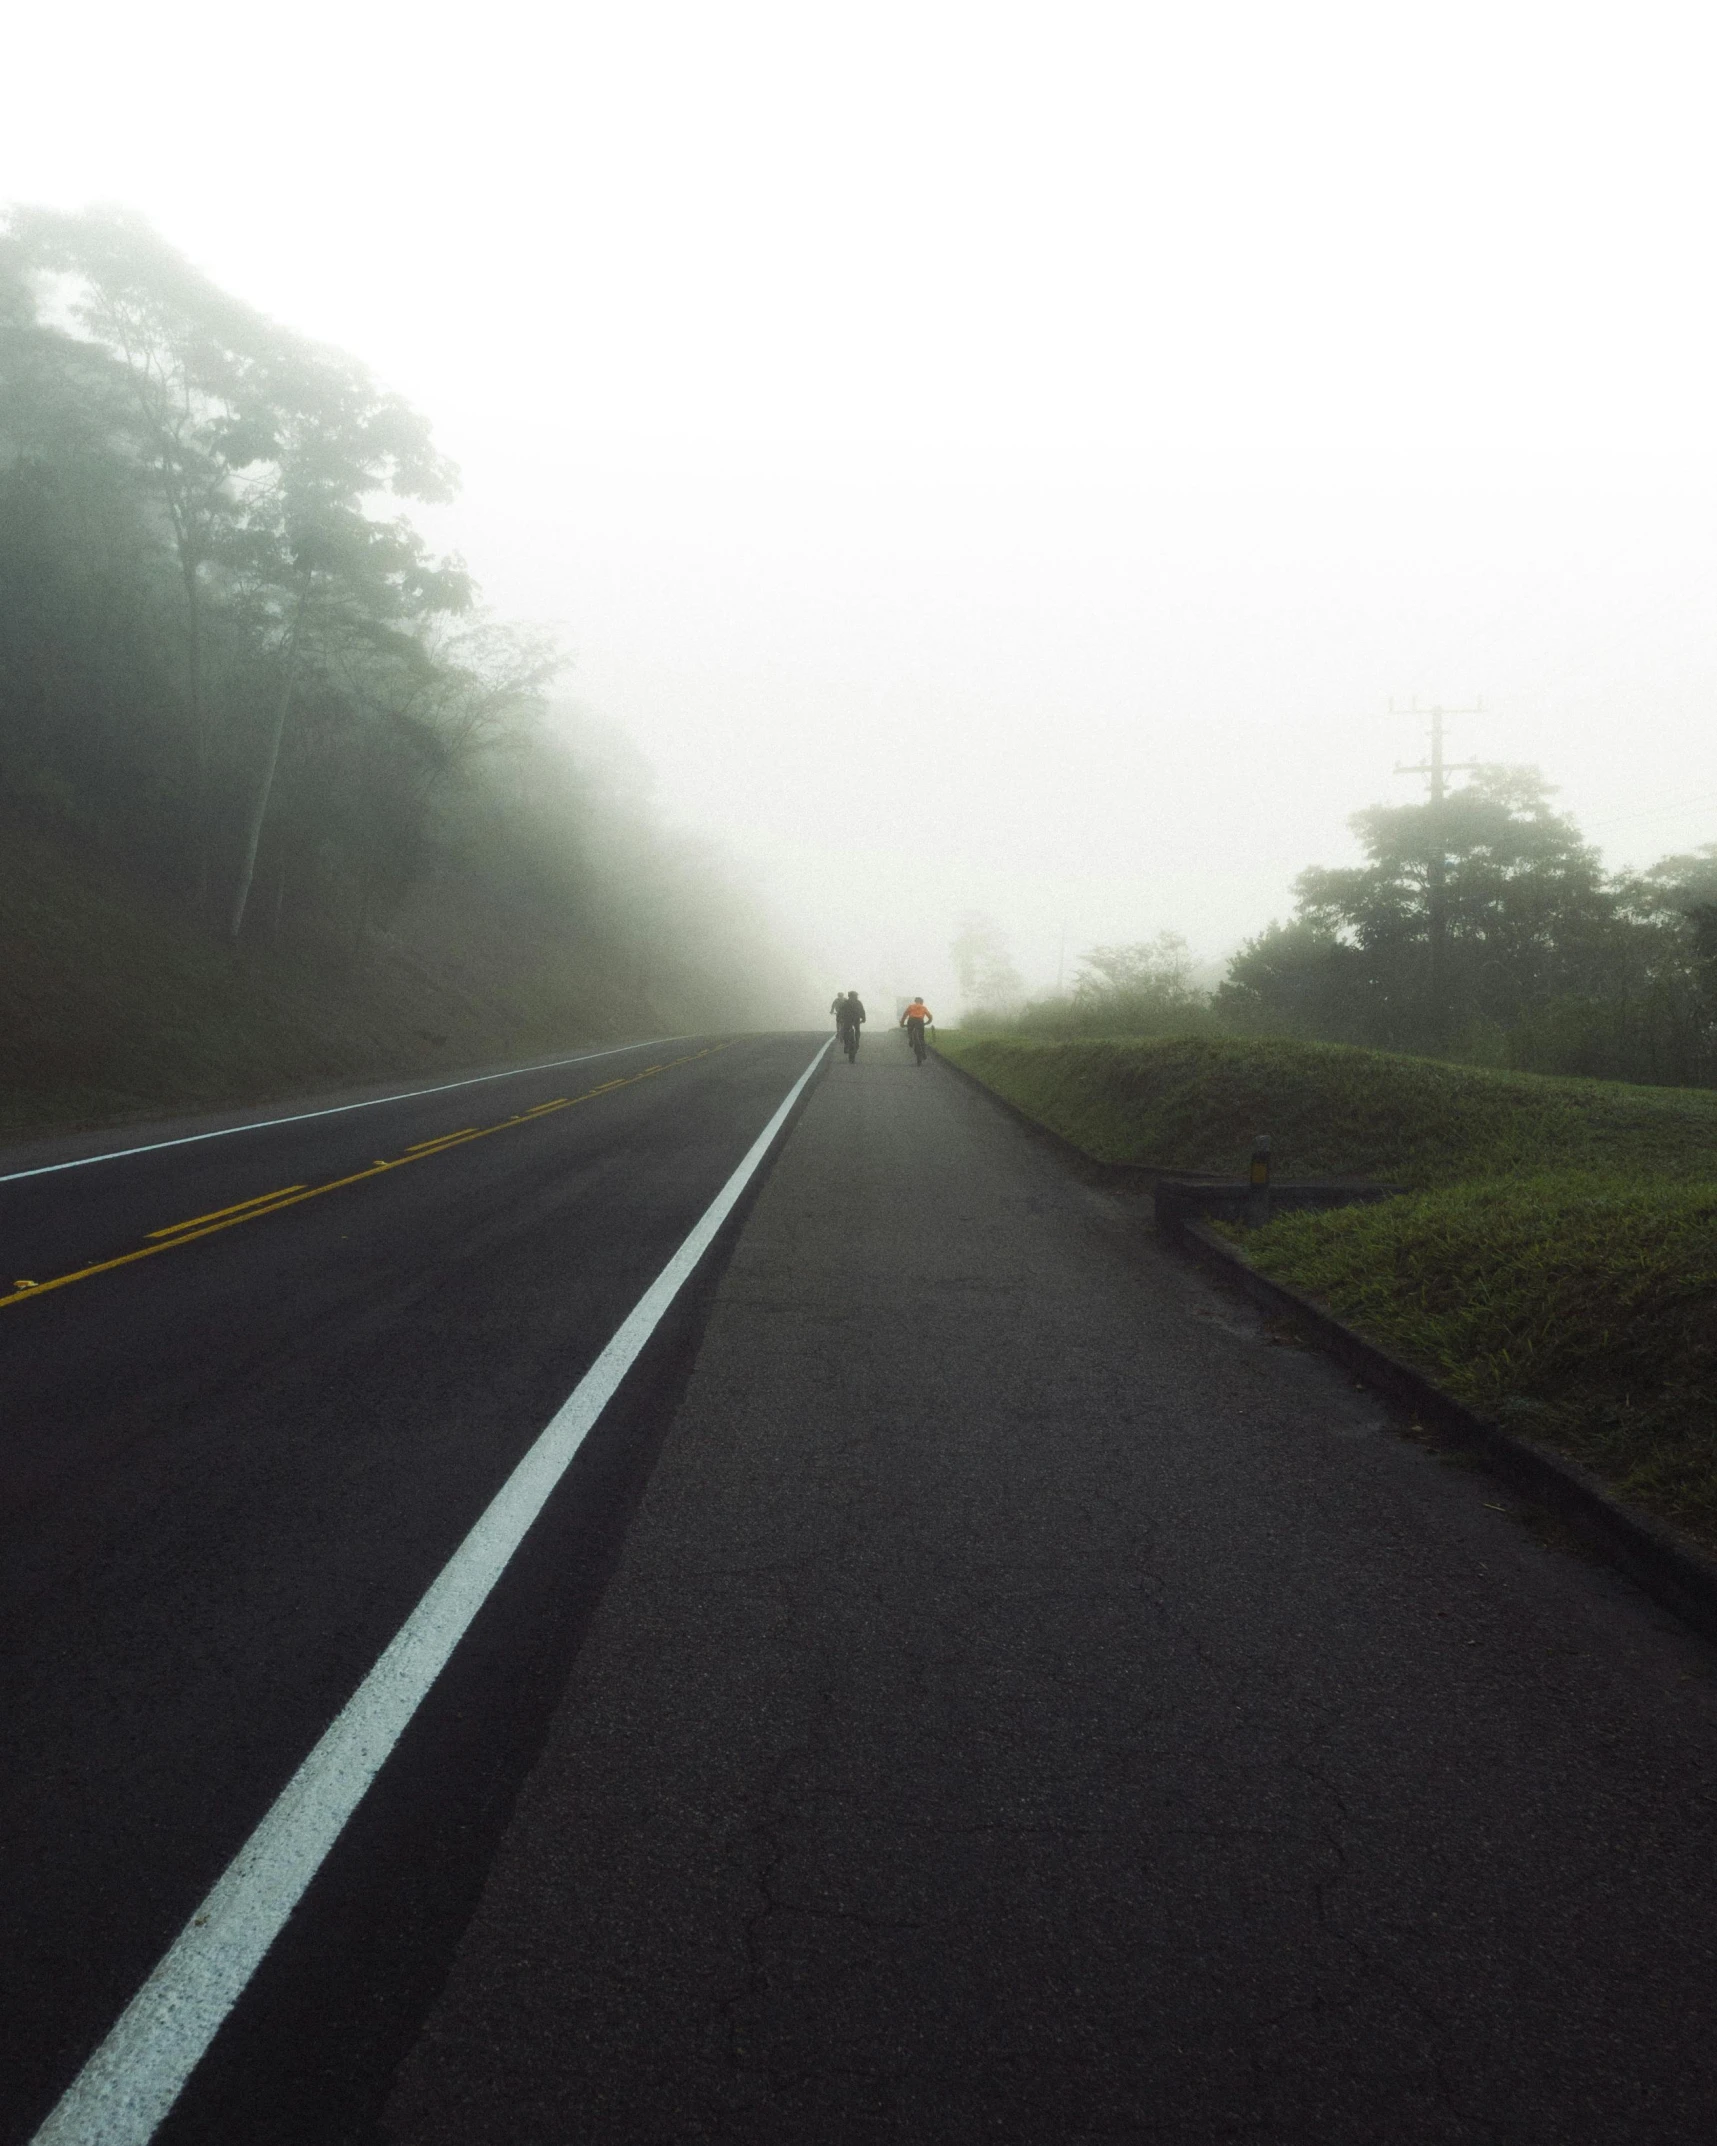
[
  {"x1": 385, "y1": 1037, "x2": 1717, "y2": 2145},
  {"x1": 0, "y1": 1033, "x2": 825, "y2": 2146}
]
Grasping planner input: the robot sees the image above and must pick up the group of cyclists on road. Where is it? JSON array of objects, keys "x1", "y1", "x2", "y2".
[{"x1": 829, "y1": 991, "x2": 935, "y2": 1065}]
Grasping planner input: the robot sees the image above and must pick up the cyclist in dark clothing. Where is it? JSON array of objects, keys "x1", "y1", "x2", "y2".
[{"x1": 836, "y1": 992, "x2": 866, "y2": 1059}]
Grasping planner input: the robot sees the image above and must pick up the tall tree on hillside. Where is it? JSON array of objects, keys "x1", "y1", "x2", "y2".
[
  {"x1": 1221, "y1": 768, "x2": 1618, "y2": 1051},
  {"x1": 0, "y1": 237, "x2": 183, "y2": 821},
  {"x1": 222, "y1": 482, "x2": 472, "y2": 942},
  {"x1": 282, "y1": 618, "x2": 559, "y2": 956},
  {"x1": 10, "y1": 209, "x2": 270, "y2": 892},
  {"x1": 1074, "y1": 932, "x2": 1199, "y2": 1007},
  {"x1": 952, "y1": 912, "x2": 1024, "y2": 1015},
  {"x1": 1607, "y1": 843, "x2": 1717, "y2": 1084},
  {"x1": 5, "y1": 208, "x2": 466, "y2": 920}
]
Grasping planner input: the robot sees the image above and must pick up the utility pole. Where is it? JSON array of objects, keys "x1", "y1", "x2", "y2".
[{"x1": 1393, "y1": 700, "x2": 1483, "y2": 1040}]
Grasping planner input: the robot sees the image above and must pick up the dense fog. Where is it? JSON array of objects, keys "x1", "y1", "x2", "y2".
[
  {"x1": 0, "y1": 209, "x2": 809, "y2": 1084},
  {"x1": 6, "y1": 3, "x2": 1717, "y2": 1060}
]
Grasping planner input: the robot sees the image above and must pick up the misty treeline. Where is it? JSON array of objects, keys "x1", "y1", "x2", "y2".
[
  {"x1": 0, "y1": 207, "x2": 792, "y2": 1029},
  {"x1": 961, "y1": 770, "x2": 1717, "y2": 1087}
]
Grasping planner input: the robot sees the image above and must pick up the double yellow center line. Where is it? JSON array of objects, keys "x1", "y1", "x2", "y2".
[{"x1": 2, "y1": 1045, "x2": 729, "y2": 1315}]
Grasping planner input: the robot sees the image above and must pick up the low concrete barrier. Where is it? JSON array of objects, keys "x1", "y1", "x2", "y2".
[{"x1": 1152, "y1": 1176, "x2": 1401, "y2": 1236}]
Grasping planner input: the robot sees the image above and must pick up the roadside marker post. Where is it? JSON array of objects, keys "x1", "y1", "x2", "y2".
[{"x1": 1246, "y1": 1134, "x2": 1272, "y2": 1228}]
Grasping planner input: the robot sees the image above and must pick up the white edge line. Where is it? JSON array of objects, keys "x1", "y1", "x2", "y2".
[
  {"x1": 0, "y1": 1039, "x2": 692, "y2": 1186},
  {"x1": 30, "y1": 1036, "x2": 831, "y2": 2146}
]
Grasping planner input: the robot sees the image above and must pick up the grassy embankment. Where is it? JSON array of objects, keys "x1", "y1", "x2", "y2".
[
  {"x1": 938, "y1": 1032, "x2": 1717, "y2": 1546},
  {"x1": 0, "y1": 814, "x2": 644, "y2": 1143}
]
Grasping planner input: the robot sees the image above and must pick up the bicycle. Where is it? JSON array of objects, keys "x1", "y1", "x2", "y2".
[
  {"x1": 840, "y1": 1022, "x2": 861, "y2": 1062},
  {"x1": 905, "y1": 1018, "x2": 929, "y2": 1065}
]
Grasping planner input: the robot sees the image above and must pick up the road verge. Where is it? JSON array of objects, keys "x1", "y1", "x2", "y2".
[
  {"x1": 1182, "y1": 1216, "x2": 1717, "y2": 1642},
  {"x1": 936, "y1": 1039, "x2": 1717, "y2": 1644}
]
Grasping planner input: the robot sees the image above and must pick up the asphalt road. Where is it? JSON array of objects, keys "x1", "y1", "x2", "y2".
[
  {"x1": 384, "y1": 1037, "x2": 1717, "y2": 2146},
  {"x1": 13, "y1": 1031, "x2": 1717, "y2": 2144},
  {"x1": 0, "y1": 1032, "x2": 827, "y2": 2146}
]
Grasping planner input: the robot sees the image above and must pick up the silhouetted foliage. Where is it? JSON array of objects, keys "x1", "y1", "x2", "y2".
[
  {"x1": 1218, "y1": 772, "x2": 1717, "y2": 1084},
  {"x1": 951, "y1": 911, "x2": 1024, "y2": 1015},
  {"x1": 967, "y1": 774, "x2": 1717, "y2": 1087},
  {"x1": 1001, "y1": 931, "x2": 1219, "y2": 1039},
  {"x1": 0, "y1": 208, "x2": 797, "y2": 1031}
]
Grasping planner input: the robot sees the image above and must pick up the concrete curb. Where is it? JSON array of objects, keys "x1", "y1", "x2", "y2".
[
  {"x1": 934, "y1": 1043, "x2": 1717, "y2": 1643},
  {"x1": 933, "y1": 1051, "x2": 1398, "y2": 1214},
  {"x1": 1180, "y1": 1219, "x2": 1717, "y2": 1644},
  {"x1": 1153, "y1": 1176, "x2": 1403, "y2": 1232}
]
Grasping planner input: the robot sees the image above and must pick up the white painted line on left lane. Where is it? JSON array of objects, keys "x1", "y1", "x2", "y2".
[
  {"x1": 0, "y1": 1038, "x2": 688, "y2": 1185},
  {"x1": 29, "y1": 1036, "x2": 833, "y2": 2146}
]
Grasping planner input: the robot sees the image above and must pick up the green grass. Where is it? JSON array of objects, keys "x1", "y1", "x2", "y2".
[
  {"x1": 937, "y1": 1031, "x2": 1717, "y2": 1549},
  {"x1": 935, "y1": 1031, "x2": 1717, "y2": 1187},
  {"x1": 1245, "y1": 1176, "x2": 1717, "y2": 1543}
]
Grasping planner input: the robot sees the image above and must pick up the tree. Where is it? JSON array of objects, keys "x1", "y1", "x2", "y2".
[
  {"x1": 951, "y1": 912, "x2": 1023, "y2": 1015},
  {"x1": 10, "y1": 209, "x2": 276, "y2": 893},
  {"x1": 993, "y1": 930, "x2": 1213, "y2": 1038},
  {"x1": 1607, "y1": 844, "x2": 1717, "y2": 1085},
  {"x1": 6, "y1": 207, "x2": 468, "y2": 928},
  {"x1": 1, "y1": 243, "x2": 192, "y2": 853},
  {"x1": 296, "y1": 619, "x2": 561, "y2": 955},
  {"x1": 1074, "y1": 932, "x2": 1198, "y2": 1005},
  {"x1": 222, "y1": 506, "x2": 471, "y2": 943},
  {"x1": 0, "y1": 208, "x2": 812, "y2": 1044},
  {"x1": 1217, "y1": 919, "x2": 1383, "y2": 1043},
  {"x1": 1230, "y1": 767, "x2": 1619, "y2": 1052}
]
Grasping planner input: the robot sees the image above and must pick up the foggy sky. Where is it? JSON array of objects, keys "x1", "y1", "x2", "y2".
[{"x1": 9, "y1": 1, "x2": 1717, "y2": 1016}]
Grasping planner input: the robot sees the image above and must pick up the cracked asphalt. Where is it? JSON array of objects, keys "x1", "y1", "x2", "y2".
[{"x1": 384, "y1": 1041, "x2": 1717, "y2": 2144}]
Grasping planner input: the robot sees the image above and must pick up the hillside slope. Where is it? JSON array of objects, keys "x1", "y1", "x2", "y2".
[
  {"x1": 935, "y1": 1031, "x2": 1717, "y2": 1186},
  {"x1": 4, "y1": 813, "x2": 674, "y2": 1140}
]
